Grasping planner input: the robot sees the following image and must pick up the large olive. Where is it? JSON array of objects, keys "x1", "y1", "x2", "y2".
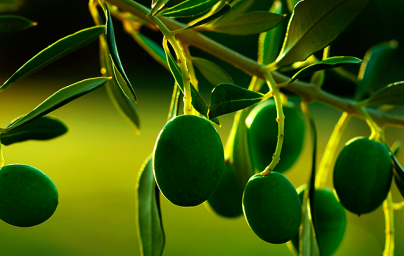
[
  {"x1": 153, "y1": 115, "x2": 224, "y2": 207},
  {"x1": 246, "y1": 99, "x2": 305, "y2": 173},
  {"x1": 333, "y1": 137, "x2": 392, "y2": 215},
  {"x1": 243, "y1": 172, "x2": 302, "y2": 244}
]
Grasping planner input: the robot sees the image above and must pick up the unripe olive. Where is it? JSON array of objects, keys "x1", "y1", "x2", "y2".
[
  {"x1": 333, "y1": 137, "x2": 392, "y2": 215},
  {"x1": 246, "y1": 99, "x2": 305, "y2": 173},
  {"x1": 0, "y1": 164, "x2": 58, "y2": 227},
  {"x1": 206, "y1": 162, "x2": 244, "y2": 218},
  {"x1": 243, "y1": 172, "x2": 302, "y2": 244},
  {"x1": 290, "y1": 185, "x2": 346, "y2": 256},
  {"x1": 153, "y1": 115, "x2": 224, "y2": 207}
]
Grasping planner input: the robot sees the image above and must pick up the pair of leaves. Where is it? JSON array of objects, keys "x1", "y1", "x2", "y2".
[
  {"x1": 359, "y1": 81, "x2": 404, "y2": 107},
  {"x1": 273, "y1": 0, "x2": 369, "y2": 69},
  {"x1": 136, "y1": 155, "x2": 165, "y2": 256},
  {"x1": 0, "y1": 116, "x2": 67, "y2": 146},
  {"x1": 0, "y1": 15, "x2": 36, "y2": 33}
]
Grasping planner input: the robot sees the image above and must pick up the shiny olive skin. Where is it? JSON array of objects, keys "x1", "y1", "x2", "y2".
[
  {"x1": 246, "y1": 99, "x2": 305, "y2": 173},
  {"x1": 291, "y1": 185, "x2": 346, "y2": 256},
  {"x1": 0, "y1": 164, "x2": 58, "y2": 227},
  {"x1": 153, "y1": 115, "x2": 224, "y2": 207},
  {"x1": 333, "y1": 137, "x2": 393, "y2": 215},
  {"x1": 243, "y1": 172, "x2": 302, "y2": 244}
]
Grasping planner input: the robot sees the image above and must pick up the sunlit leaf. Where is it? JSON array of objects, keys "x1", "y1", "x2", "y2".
[
  {"x1": 0, "y1": 15, "x2": 36, "y2": 33},
  {"x1": 208, "y1": 83, "x2": 264, "y2": 119},
  {"x1": 391, "y1": 151, "x2": 404, "y2": 199},
  {"x1": 160, "y1": 0, "x2": 219, "y2": 18},
  {"x1": 0, "y1": 25, "x2": 105, "y2": 92},
  {"x1": 3, "y1": 77, "x2": 110, "y2": 133},
  {"x1": 286, "y1": 0, "x2": 300, "y2": 12},
  {"x1": 205, "y1": 11, "x2": 285, "y2": 35},
  {"x1": 274, "y1": 0, "x2": 369, "y2": 68},
  {"x1": 192, "y1": 57, "x2": 233, "y2": 85},
  {"x1": 167, "y1": 83, "x2": 181, "y2": 121},
  {"x1": 151, "y1": 0, "x2": 171, "y2": 16},
  {"x1": 0, "y1": 116, "x2": 67, "y2": 146},
  {"x1": 136, "y1": 155, "x2": 165, "y2": 256},
  {"x1": 290, "y1": 56, "x2": 361, "y2": 82},
  {"x1": 360, "y1": 81, "x2": 404, "y2": 106},
  {"x1": 212, "y1": 0, "x2": 255, "y2": 25},
  {"x1": 354, "y1": 40, "x2": 398, "y2": 101}
]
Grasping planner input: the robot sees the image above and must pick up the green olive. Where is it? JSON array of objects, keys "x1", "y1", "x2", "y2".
[
  {"x1": 333, "y1": 137, "x2": 392, "y2": 215},
  {"x1": 246, "y1": 99, "x2": 305, "y2": 173},
  {"x1": 290, "y1": 185, "x2": 346, "y2": 256},
  {"x1": 0, "y1": 164, "x2": 58, "y2": 227},
  {"x1": 206, "y1": 162, "x2": 244, "y2": 218},
  {"x1": 153, "y1": 115, "x2": 224, "y2": 207},
  {"x1": 243, "y1": 172, "x2": 302, "y2": 244}
]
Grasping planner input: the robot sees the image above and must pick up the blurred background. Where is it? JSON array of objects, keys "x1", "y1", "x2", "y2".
[{"x1": 1, "y1": 0, "x2": 404, "y2": 255}]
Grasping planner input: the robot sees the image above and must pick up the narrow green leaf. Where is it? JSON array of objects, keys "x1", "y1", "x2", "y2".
[
  {"x1": 354, "y1": 40, "x2": 398, "y2": 101},
  {"x1": 167, "y1": 82, "x2": 181, "y2": 121},
  {"x1": 206, "y1": 11, "x2": 285, "y2": 35},
  {"x1": 391, "y1": 152, "x2": 404, "y2": 199},
  {"x1": 208, "y1": 83, "x2": 264, "y2": 119},
  {"x1": 0, "y1": 15, "x2": 36, "y2": 33},
  {"x1": 160, "y1": 0, "x2": 219, "y2": 18},
  {"x1": 3, "y1": 77, "x2": 110, "y2": 133},
  {"x1": 274, "y1": 0, "x2": 369, "y2": 68},
  {"x1": 151, "y1": 0, "x2": 170, "y2": 16},
  {"x1": 257, "y1": 0, "x2": 284, "y2": 65},
  {"x1": 0, "y1": 25, "x2": 106, "y2": 92},
  {"x1": 163, "y1": 40, "x2": 220, "y2": 125},
  {"x1": 192, "y1": 57, "x2": 233, "y2": 85},
  {"x1": 0, "y1": 116, "x2": 67, "y2": 146},
  {"x1": 361, "y1": 82, "x2": 404, "y2": 106},
  {"x1": 0, "y1": 0, "x2": 23, "y2": 12},
  {"x1": 104, "y1": 5, "x2": 137, "y2": 103},
  {"x1": 136, "y1": 155, "x2": 165, "y2": 256},
  {"x1": 286, "y1": 0, "x2": 300, "y2": 12},
  {"x1": 290, "y1": 56, "x2": 362, "y2": 82},
  {"x1": 212, "y1": 0, "x2": 255, "y2": 25}
]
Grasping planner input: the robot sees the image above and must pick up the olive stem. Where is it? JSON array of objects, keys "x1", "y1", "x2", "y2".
[
  {"x1": 0, "y1": 142, "x2": 4, "y2": 168},
  {"x1": 383, "y1": 192, "x2": 395, "y2": 256},
  {"x1": 392, "y1": 201, "x2": 404, "y2": 210},
  {"x1": 315, "y1": 112, "x2": 351, "y2": 189},
  {"x1": 261, "y1": 72, "x2": 284, "y2": 176},
  {"x1": 360, "y1": 107, "x2": 383, "y2": 142}
]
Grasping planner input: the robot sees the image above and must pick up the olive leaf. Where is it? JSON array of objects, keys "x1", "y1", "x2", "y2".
[
  {"x1": 151, "y1": 0, "x2": 171, "y2": 16},
  {"x1": 354, "y1": 40, "x2": 398, "y2": 101},
  {"x1": 286, "y1": 0, "x2": 300, "y2": 12},
  {"x1": 163, "y1": 40, "x2": 220, "y2": 125},
  {"x1": 208, "y1": 83, "x2": 264, "y2": 119},
  {"x1": 359, "y1": 81, "x2": 404, "y2": 107},
  {"x1": 136, "y1": 155, "x2": 165, "y2": 256},
  {"x1": 204, "y1": 11, "x2": 285, "y2": 35},
  {"x1": 0, "y1": 25, "x2": 105, "y2": 92},
  {"x1": 0, "y1": 15, "x2": 36, "y2": 33},
  {"x1": 290, "y1": 56, "x2": 362, "y2": 82},
  {"x1": 391, "y1": 151, "x2": 404, "y2": 199},
  {"x1": 2, "y1": 77, "x2": 110, "y2": 133},
  {"x1": 167, "y1": 82, "x2": 182, "y2": 121},
  {"x1": 211, "y1": 0, "x2": 255, "y2": 25},
  {"x1": 160, "y1": 0, "x2": 219, "y2": 18},
  {"x1": 192, "y1": 57, "x2": 233, "y2": 86},
  {"x1": 0, "y1": 116, "x2": 67, "y2": 146},
  {"x1": 273, "y1": 0, "x2": 369, "y2": 69},
  {"x1": 257, "y1": 0, "x2": 284, "y2": 65}
]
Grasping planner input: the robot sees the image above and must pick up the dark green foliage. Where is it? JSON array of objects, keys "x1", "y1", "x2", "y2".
[
  {"x1": 246, "y1": 99, "x2": 305, "y2": 172},
  {"x1": 153, "y1": 115, "x2": 224, "y2": 206},
  {"x1": 243, "y1": 172, "x2": 302, "y2": 244},
  {"x1": 333, "y1": 137, "x2": 393, "y2": 215},
  {"x1": 0, "y1": 15, "x2": 36, "y2": 33},
  {"x1": 0, "y1": 164, "x2": 58, "y2": 227}
]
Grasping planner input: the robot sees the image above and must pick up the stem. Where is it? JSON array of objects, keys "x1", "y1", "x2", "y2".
[
  {"x1": 392, "y1": 201, "x2": 404, "y2": 210},
  {"x1": 383, "y1": 192, "x2": 395, "y2": 256},
  {"x1": 315, "y1": 112, "x2": 350, "y2": 189},
  {"x1": 360, "y1": 107, "x2": 383, "y2": 142},
  {"x1": 0, "y1": 142, "x2": 4, "y2": 168},
  {"x1": 261, "y1": 72, "x2": 284, "y2": 176}
]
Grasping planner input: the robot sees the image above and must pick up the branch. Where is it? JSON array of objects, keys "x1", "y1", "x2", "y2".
[{"x1": 105, "y1": 0, "x2": 404, "y2": 128}]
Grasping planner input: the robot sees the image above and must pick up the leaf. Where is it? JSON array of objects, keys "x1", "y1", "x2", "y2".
[
  {"x1": 354, "y1": 40, "x2": 398, "y2": 101},
  {"x1": 160, "y1": 0, "x2": 219, "y2": 18},
  {"x1": 3, "y1": 77, "x2": 110, "y2": 133},
  {"x1": 167, "y1": 83, "x2": 181, "y2": 121},
  {"x1": 100, "y1": 36, "x2": 141, "y2": 134},
  {"x1": 361, "y1": 81, "x2": 404, "y2": 106},
  {"x1": 136, "y1": 155, "x2": 165, "y2": 256},
  {"x1": 391, "y1": 152, "x2": 404, "y2": 200},
  {"x1": 163, "y1": 40, "x2": 220, "y2": 125},
  {"x1": 274, "y1": 0, "x2": 369, "y2": 68},
  {"x1": 103, "y1": 5, "x2": 137, "y2": 103},
  {"x1": 151, "y1": 0, "x2": 171, "y2": 16},
  {"x1": 0, "y1": 116, "x2": 67, "y2": 146},
  {"x1": 286, "y1": 0, "x2": 300, "y2": 12},
  {"x1": 208, "y1": 83, "x2": 264, "y2": 119},
  {"x1": 192, "y1": 57, "x2": 233, "y2": 85},
  {"x1": 205, "y1": 11, "x2": 285, "y2": 35},
  {"x1": 290, "y1": 56, "x2": 362, "y2": 82},
  {"x1": 212, "y1": 0, "x2": 255, "y2": 25},
  {"x1": 0, "y1": 15, "x2": 36, "y2": 33},
  {"x1": 0, "y1": 25, "x2": 105, "y2": 92},
  {"x1": 257, "y1": 0, "x2": 284, "y2": 65}
]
